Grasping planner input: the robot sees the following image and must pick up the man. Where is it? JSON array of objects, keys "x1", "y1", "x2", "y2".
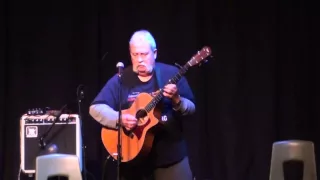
[{"x1": 89, "y1": 29, "x2": 196, "y2": 180}]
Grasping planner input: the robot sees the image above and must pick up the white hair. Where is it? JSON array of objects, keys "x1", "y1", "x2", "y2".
[{"x1": 129, "y1": 29, "x2": 157, "y2": 50}]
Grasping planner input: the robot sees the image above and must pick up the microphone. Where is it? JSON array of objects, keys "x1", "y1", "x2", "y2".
[{"x1": 116, "y1": 62, "x2": 124, "y2": 77}]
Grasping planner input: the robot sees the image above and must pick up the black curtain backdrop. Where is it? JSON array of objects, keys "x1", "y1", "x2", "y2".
[{"x1": 1, "y1": 0, "x2": 319, "y2": 180}]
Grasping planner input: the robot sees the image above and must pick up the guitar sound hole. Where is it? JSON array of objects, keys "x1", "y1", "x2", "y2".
[{"x1": 136, "y1": 109, "x2": 147, "y2": 119}]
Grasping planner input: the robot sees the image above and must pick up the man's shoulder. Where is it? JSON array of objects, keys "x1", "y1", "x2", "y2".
[
  {"x1": 104, "y1": 73, "x2": 119, "y2": 86},
  {"x1": 155, "y1": 62, "x2": 179, "y2": 72}
]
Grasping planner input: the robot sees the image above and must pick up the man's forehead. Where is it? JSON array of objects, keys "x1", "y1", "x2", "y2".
[
  {"x1": 129, "y1": 30, "x2": 157, "y2": 51},
  {"x1": 130, "y1": 42, "x2": 152, "y2": 51},
  {"x1": 130, "y1": 39, "x2": 150, "y2": 47}
]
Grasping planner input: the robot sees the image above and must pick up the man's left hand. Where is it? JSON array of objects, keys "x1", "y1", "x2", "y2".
[{"x1": 163, "y1": 84, "x2": 180, "y2": 104}]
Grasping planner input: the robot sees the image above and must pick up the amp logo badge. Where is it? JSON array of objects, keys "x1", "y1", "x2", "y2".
[{"x1": 26, "y1": 126, "x2": 38, "y2": 138}]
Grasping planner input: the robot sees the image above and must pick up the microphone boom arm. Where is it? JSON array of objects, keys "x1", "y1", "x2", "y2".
[{"x1": 38, "y1": 104, "x2": 68, "y2": 149}]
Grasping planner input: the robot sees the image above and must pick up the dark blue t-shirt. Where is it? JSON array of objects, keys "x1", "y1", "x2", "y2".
[{"x1": 92, "y1": 62, "x2": 195, "y2": 167}]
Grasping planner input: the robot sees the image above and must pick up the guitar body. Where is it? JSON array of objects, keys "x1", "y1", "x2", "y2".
[{"x1": 101, "y1": 92, "x2": 162, "y2": 163}]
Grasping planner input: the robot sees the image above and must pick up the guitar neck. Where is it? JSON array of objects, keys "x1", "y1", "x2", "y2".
[{"x1": 144, "y1": 64, "x2": 190, "y2": 113}]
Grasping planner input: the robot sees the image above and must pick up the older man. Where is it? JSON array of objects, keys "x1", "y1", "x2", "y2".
[{"x1": 89, "y1": 29, "x2": 195, "y2": 180}]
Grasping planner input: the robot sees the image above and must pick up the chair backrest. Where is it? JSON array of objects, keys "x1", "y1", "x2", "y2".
[
  {"x1": 269, "y1": 140, "x2": 317, "y2": 180},
  {"x1": 35, "y1": 153, "x2": 82, "y2": 180}
]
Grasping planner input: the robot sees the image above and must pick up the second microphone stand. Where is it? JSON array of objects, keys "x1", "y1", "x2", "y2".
[
  {"x1": 116, "y1": 72, "x2": 123, "y2": 180},
  {"x1": 77, "y1": 84, "x2": 87, "y2": 180}
]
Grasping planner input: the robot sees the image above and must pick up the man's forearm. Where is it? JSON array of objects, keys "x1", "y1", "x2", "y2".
[
  {"x1": 89, "y1": 104, "x2": 118, "y2": 129},
  {"x1": 173, "y1": 97, "x2": 196, "y2": 115}
]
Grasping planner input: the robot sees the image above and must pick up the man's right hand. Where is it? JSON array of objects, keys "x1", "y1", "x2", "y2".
[{"x1": 121, "y1": 113, "x2": 137, "y2": 130}]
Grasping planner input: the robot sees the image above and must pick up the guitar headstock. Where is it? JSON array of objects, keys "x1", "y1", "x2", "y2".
[{"x1": 188, "y1": 46, "x2": 212, "y2": 67}]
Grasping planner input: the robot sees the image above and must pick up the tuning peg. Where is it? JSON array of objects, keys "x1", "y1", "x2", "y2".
[{"x1": 199, "y1": 59, "x2": 208, "y2": 66}]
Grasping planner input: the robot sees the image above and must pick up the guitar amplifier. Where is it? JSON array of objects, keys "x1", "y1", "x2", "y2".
[{"x1": 20, "y1": 113, "x2": 83, "y2": 174}]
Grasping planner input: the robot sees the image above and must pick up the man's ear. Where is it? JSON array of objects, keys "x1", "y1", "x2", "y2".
[{"x1": 153, "y1": 49, "x2": 158, "y2": 59}]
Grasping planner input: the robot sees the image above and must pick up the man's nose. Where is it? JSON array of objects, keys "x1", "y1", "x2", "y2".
[{"x1": 137, "y1": 56, "x2": 143, "y2": 63}]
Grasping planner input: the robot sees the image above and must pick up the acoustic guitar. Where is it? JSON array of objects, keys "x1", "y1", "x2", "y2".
[{"x1": 101, "y1": 46, "x2": 212, "y2": 164}]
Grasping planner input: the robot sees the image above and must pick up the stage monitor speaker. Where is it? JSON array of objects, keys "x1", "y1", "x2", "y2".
[{"x1": 20, "y1": 113, "x2": 83, "y2": 175}]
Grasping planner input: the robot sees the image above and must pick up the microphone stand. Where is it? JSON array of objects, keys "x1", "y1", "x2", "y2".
[
  {"x1": 117, "y1": 73, "x2": 123, "y2": 180},
  {"x1": 77, "y1": 84, "x2": 87, "y2": 180}
]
